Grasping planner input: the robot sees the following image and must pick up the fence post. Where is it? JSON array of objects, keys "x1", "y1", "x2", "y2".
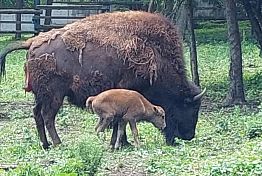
[
  {"x1": 15, "y1": 0, "x2": 23, "y2": 39},
  {"x1": 33, "y1": 0, "x2": 40, "y2": 34},
  {"x1": 44, "y1": 0, "x2": 53, "y2": 26}
]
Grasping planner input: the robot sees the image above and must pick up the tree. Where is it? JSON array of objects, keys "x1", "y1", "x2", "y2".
[
  {"x1": 175, "y1": 1, "x2": 188, "y2": 37},
  {"x1": 185, "y1": 0, "x2": 199, "y2": 86},
  {"x1": 147, "y1": 0, "x2": 185, "y2": 20},
  {"x1": 241, "y1": 0, "x2": 262, "y2": 56},
  {"x1": 147, "y1": 0, "x2": 199, "y2": 84},
  {"x1": 223, "y1": 0, "x2": 246, "y2": 106},
  {"x1": 148, "y1": 0, "x2": 154, "y2": 12}
]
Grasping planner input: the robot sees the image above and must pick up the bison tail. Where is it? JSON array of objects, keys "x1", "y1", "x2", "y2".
[
  {"x1": 86, "y1": 96, "x2": 95, "y2": 114},
  {"x1": 0, "y1": 39, "x2": 32, "y2": 80}
]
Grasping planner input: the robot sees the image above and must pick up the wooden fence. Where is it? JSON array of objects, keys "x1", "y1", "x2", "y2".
[
  {"x1": 0, "y1": 1, "x2": 146, "y2": 39},
  {"x1": 0, "y1": 1, "x2": 247, "y2": 39},
  {"x1": 0, "y1": 9, "x2": 42, "y2": 39}
]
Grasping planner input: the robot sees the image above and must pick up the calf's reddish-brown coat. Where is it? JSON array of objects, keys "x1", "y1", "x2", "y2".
[{"x1": 86, "y1": 89, "x2": 166, "y2": 149}]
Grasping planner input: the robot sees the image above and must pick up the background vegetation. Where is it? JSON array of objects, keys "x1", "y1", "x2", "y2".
[{"x1": 0, "y1": 20, "x2": 261, "y2": 175}]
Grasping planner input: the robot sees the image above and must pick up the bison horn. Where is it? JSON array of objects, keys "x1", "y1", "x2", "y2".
[{"x1": 193, "y1": 88, "x2": 206, "y2": 101}]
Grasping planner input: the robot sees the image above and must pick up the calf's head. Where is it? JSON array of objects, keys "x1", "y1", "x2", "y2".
[{"x1": 149, "y1": 106, "x2": 166, "y2": 130}]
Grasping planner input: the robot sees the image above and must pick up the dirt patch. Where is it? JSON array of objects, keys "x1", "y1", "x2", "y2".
[
  {"x1": 201, "y1": 96, "x2": 261, "y2": 114},
  {"x1": 0, "y1": 101, "x2": 34, "y2": 107},
  {"x1": 0, "y1": 101, "x2": 33, "y2": 119},
  {"x1": 100, "y1": 150, "x2": 149, "y2": 176}
]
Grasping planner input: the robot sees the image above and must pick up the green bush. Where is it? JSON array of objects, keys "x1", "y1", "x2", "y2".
[{"x1": 76, "y1": 141, "x2": 104, "y2": 176}]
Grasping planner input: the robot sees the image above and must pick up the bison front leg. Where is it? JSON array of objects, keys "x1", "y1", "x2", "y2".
[
  {"x1": 33, "y1": 102, "x2": 50, "y2": 149},
  {"x1": 41, "y1": 95, "x2": 63, "y2": 147},
  {"x1": 114, "y1": 120, "x2": 127, "y2": 150},
  {"x1": 110, "y1": 122, "x2": 130, "y2": 147},
  {"x1": 163, "y1": 114, "x2": 177, "y2": 146}
]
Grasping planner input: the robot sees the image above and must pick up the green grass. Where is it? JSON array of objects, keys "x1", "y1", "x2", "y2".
[{"x1": 0, "y1": 22, "x2": 262, "y2": 176}]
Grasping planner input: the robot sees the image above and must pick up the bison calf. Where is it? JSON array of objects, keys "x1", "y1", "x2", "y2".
[{"x1": 86, "y1": 89, "x2": 166, "y2": 149}]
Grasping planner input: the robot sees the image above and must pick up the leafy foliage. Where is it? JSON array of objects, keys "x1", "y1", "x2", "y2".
[{"x1": 0, "y1": 0, "x2": 46, "y2": 8}]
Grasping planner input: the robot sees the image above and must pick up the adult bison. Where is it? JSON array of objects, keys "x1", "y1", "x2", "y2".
[{"x1": 0, "y1": 11, "x2": 205, "y2": 149}]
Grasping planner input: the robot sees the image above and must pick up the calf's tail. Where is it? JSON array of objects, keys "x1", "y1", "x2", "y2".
[
  {"x1": 86, "y1": 96, "x2": 95, "y2": 114},
  {"x1": 0, "y1": 39, "x2": 33, "y2": 79}
]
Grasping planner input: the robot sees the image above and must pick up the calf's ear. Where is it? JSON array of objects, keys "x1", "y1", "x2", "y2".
[
  {"x1": 153, "y1": 106, "x2": 161, "y2": 115},
  {"x1": 153, "y1": 106, "x2": 158, "y2": 113}
]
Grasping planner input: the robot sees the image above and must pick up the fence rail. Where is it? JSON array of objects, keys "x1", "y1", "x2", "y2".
[
  {"x1": 0, "y1": 8, "x2": 43, "y2": 38},
  {"x1": 0, "y1": 1, "x2": 147, "y2": 39},
  {"x1": 36, "y1": 5, "x2": 108, "y2": 10},
  {"x1": 0, "y1": 2, "x2": 244, "y2": 39},
  {"x1": 0, "y1": 9, "x2": 42, "y2": 14},
  {"x1": 0, "y1": 4, "x2": 110, "y2": 38}
]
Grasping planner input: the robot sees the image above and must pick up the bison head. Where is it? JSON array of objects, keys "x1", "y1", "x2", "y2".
[
  {"x1": 163, "y1": 84, "x2": 206, "y2": 145},
  {"x1": 173, "y1": 87, "x2": 206, "y2": 141}
]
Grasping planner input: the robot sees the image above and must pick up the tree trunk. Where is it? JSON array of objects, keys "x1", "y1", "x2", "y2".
[
  {"x1": 242, "y1": 0, "x2": 262, "y2": 57},
  {"x1": 186, "y1": 0, "x2": 199, "y2": 86},
  {"x1": 164, "y1": 0, "x2": 175, "y2": 19},
  {"x1": 176, "y1": 1, "x2": 188, "y2": 38},
  {"x1": 223, "y1": 0, "x2": 246, "y2": 106},
  {"x1": 148, "y1": 0, "x2": 154, "y2": 12},
  {"x1": 254, "y1": 0, "x2": 262, "y2": 26}
]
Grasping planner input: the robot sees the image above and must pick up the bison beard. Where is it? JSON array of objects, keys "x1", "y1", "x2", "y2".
[{"x1": 0, "y1": 11, "x2": 205, "y2": 149}]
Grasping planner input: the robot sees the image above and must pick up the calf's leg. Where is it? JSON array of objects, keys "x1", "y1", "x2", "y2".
[
  {"x1": 95, "y1": 117, "x2": 103, "y2": 132},
  {"x1": 129, "y1": 120, "x2": 140, "y2": 147},
  {"x1": 96, "y1": 115, "x2": 114, "y2": 133}
]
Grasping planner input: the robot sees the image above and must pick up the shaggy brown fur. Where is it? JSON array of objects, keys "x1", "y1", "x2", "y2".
[
  {"x1": 61, "y1": 11, "x2": 185, "y2": 84},
  {"x1": 0, "y1": 11, "x2": 206, "y2": 149},
  {"x1": 86, "y1": 89, "x2": 166, "y2": 149},
  {"x1": 21, "y1": 11, "x2": 185, "y2": 85}
]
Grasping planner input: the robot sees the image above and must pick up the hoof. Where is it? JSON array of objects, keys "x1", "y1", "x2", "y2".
[
  {"x1": 113, "y1": 146, "x2": 121, "y2": 151},
  {"x1": 166, "y1": 138, "x2": 176, "y2": 146},
  {"x1": 121, "y1": 140, "x2": 131, "y2": 147},
  {"x1": 42, "y1": 142, "x2": 51, "y2": 150},
  {"x1": 110, "y1": 140, "x2": 131, "y2": 148}
]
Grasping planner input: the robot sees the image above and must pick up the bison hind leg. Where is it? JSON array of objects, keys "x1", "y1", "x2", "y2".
[
  {"x1": 40, "y1": 94, "x2": 64, "y2": 147},
  {"x1": 33, "y1": 102, "x2": 50, "y2": 149}
]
